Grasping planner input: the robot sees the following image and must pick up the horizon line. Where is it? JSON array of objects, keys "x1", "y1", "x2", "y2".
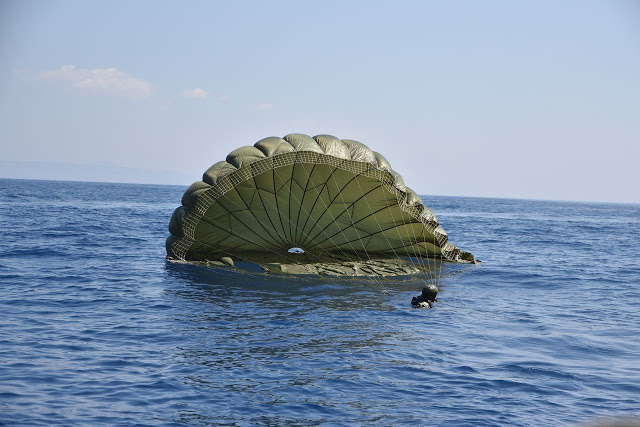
[{"x1": 1, "y1": 176, "x2": 637, "y2": 206}]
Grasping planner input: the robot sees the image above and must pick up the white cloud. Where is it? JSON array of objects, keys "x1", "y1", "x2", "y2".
[
  {"x1": 257, "y1": 103, "x2": 273, "y2": 111},
  {"x1": 37, "y1": 65, "x2": 153, "y2": 97},
  {"x1": 218, "y1": 95, "x2": 230, "y2": 101},
  {"x1": 183, "y1": 88, "x2": 208, "y2": 99}
]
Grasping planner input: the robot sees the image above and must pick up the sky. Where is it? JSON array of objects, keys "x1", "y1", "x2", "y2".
[{"x1": 1, "y1": 0, "x2": 639, "y2": 203}]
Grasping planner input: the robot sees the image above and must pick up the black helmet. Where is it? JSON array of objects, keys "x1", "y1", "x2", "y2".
[{"x1": 421, "y1": 284, "x2": 438, "y2": 302}]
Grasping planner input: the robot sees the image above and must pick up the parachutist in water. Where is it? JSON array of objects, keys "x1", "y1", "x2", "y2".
[{"x1": 411, "y1": 284, "x2": 438, "y2": 308}]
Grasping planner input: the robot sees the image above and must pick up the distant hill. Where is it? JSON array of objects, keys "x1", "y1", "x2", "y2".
[{"x1": 0, "y1": 161, "x2": 193, "y2": 186}]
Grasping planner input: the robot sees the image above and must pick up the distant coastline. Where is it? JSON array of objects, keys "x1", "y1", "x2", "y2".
[
  {"x1": 1, "y1": 174, "x2": 637, "y2": 206},
  {"x1": 0, "y1": 160, "x2": 193, "y2": 187}
]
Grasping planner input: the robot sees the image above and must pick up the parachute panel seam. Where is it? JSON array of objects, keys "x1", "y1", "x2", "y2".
[{"x1": 171, "y1": 151, "x2": 457, "y2": 261}]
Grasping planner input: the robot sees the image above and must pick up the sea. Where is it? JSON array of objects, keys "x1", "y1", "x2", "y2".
[{"x1": 1, "y1": 178, "x2": 638, "y2": 426}]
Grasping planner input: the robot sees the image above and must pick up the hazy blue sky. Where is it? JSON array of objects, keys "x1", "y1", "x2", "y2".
[{"x1": 1, "y1": 0, "x2": 639, "y2": 203}]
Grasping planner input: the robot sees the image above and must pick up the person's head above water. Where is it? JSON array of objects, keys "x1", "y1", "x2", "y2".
[{"x1": 421, "y1": 284, "x2": 438, "y2": 302}]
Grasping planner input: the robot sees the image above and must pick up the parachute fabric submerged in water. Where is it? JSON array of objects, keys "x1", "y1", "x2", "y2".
[{"x1": 167, "y1": 134, "x2": 475, "y2": 270}]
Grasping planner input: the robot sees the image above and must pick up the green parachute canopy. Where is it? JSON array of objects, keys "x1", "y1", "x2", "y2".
[{"x1": 167, "y1": 134, "x2": 475, "y2": 273}]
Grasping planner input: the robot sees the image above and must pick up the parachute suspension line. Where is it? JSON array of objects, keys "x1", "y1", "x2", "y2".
[
  {"x1": 279, "y1": 158, "x2": 435, "y2": 289},
  {"x1": 206, "y1": 185, "x2": 296, "y2": 251},
  {"x1": 404, "y1": 203, "x2": 438, "y2": 284},
  {"x1": 306, "y1": 162, "x2": 390, "y2": 292},
  {"x1": 265, "y1": 162, "x2": 363, "y2": 265},
  {"x1": 431, "y1": 174, "x2": 444, "y2": 287},
  {"x1": 217, "y1": 161, "x2": 388, "y2": 286},
  {"x1": 281, "y1": 162, "x2": 388, "y2": 291},
  {"x1": 342, "y1": 172, "x2": 406, "y2": 269},
  {"x1": 389, "y1": 190, "x2": 436, "y2": 285},
  {"x1": 351, "y1": 173, "x2": 436, "y2": 286},
  {"x1": 272, "y1": 166, "x2": 290, "y2": 249},
  {"x1": 250, "y1": 166, "x2": 376, "y2": 267},
  {"x1": 292, "y1": 163, "x2": 317, "y2": 245},
  {"x1": 277, "y1": 163, "x2": 364, "y2": 261},
  {"x1": 216, "y1": 175, "x2": 354, "y2": 268},
  {"x1": 300, "y1": 182, "x2": 387, "y2": 248},
  {"x1": 420, "y1": 166, "x2": 441, "y2": 284},
  {"x1": 248, "y1": 173, "x2": 292, "y2": 249},
  {"x1": 194, "y1": 214, "x2": 307, "y2": 266},
  {"x1": 359, "y1": 167, "x2": 436, "y2": 286},
  {"x1": 174, "y1": 184, "x2": 291, "y2": 262},
  {"x1": 297, "y1": 164, "x2": 353, "y2": 246},
  {"x1": 280, "y1": 162, "x2": 384, "y2": 285},
  {"x1": 289, "y1": 163, "x2": 394, "y2": 292},
  {"x1": 194, "y1": 177, "x2": 346, "y2": 268},
  {"x1": 376, "y1": 177, "x2": 435, "y2": 283},
  {"x1": 190, "y1": 235, "x2": 284, "y2": 267},
  {"x1": 205, "y1": 183, "x2": 376, "y2": 273},
  {"x1": 327, "y1": 168, "x2": 390, "y2": 293},
  {"x1": 227, "y1": 185, "x2": 292, "y2": 249},
  {"x1": 425, "y1": 170, "x2": 440, "y2": 287}
]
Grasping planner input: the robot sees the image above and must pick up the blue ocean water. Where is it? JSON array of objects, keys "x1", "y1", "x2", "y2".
[{"x1": 1, "y1": 178, "x2": 639, "y2": 426}]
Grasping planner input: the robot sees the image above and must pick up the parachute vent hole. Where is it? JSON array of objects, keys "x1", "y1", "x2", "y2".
[{"x1": 288, "y1": 247, "x2": 305, "y2": 254}]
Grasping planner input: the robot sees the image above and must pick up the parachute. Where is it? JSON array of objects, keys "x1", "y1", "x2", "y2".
[{"x1": 166, "y1": 134, "x2": 475, "y2": 276}]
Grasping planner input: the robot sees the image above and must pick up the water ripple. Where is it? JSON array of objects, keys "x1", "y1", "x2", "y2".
[{"x1": 0, "y1": 180, "x2": 639, "y2": 425}]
